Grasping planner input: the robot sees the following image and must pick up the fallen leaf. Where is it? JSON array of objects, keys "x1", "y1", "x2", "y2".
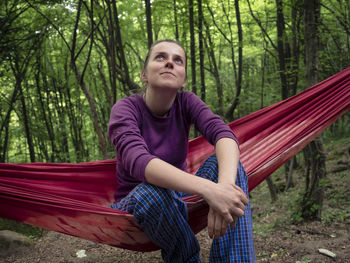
[{"x1": 76, "y1": 249, "x2": 87, "y2": 258}]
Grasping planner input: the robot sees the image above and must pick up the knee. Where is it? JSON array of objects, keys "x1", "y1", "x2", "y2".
[
  {"x1": 196, "y1": 154, "x2": 219, "y2": 182},
  {"x1": 132, "y1": 183, "x2": 172, "y2": 211}
]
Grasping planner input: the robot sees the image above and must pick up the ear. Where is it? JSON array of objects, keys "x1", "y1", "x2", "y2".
[{"x1": 141, "y1": 70, "x2": 148, "y2": 83}]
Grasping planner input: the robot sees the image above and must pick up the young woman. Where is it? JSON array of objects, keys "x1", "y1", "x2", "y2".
[{"x1": 108, "y1": 39, "x2": 255, "y2": 262}]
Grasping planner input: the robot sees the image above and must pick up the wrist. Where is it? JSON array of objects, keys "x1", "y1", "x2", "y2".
[
  {"x1": 196, "y1": 178, "x2": 215, "y2": 198},
  {"x1": 218, "y1": 172, "x2": 236, "y2": 185}
]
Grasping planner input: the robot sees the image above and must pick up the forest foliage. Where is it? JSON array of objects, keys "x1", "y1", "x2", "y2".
[{"x1": 0, "y1": 0, "x2": 349, "y2": 164}]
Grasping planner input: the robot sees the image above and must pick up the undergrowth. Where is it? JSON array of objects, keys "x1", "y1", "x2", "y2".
[{"x1": 251, "y1": 135, "x2": 350, "y2": 236}]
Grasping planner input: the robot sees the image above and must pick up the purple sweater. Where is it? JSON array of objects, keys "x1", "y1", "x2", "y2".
[{"x1": 108, "y1": 91, "x2": 237, "y2": 201}]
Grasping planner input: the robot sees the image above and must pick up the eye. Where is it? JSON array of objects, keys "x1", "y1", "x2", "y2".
[
  {"x1": 155, "y1": 54, "x2": 165, "y2": 61},
  {"x1": 174, "y1": 57, "x2": 184, "y2": 65}
]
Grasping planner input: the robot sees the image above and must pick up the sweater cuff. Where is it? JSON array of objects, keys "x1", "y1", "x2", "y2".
[{"x1": 214, "y1": 132, "x2": 240, "y2": 149}]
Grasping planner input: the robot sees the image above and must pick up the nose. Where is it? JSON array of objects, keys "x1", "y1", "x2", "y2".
[{"x1": 165, "y1": 59, "x2": 174, "y2": 68}]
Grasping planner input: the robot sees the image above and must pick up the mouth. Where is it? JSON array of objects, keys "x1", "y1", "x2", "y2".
[{"x1": 161, "y1": 72, "x2": 175, "y2": 76}]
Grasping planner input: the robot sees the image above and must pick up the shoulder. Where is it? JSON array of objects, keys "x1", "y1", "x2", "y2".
[
  {"x1": 177, "y1": 91, "x2": 203, "y2": 105},
  {"x1": 111, "y1": 94, "x2": 143, "y2": 113},
  {"x1": 177, "y1": 90, "x2": 207, "y2": 109},
  {"x1": 178, "y1": 90, "x2": 198, "y2": 99}
]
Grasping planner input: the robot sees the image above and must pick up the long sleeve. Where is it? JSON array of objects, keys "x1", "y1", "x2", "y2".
[{"x1": 108, "y1": 97, "x2": 157, "y2": 182}]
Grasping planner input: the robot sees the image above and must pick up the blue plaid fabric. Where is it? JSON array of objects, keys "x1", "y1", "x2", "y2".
[{"x1": 111, "y1": 154, "x2": 255, "y2": 262}]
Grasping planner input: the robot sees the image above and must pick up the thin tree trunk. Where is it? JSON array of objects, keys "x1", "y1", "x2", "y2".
[
  {"x1": 36, "y1": 56, "x2": 56, "y2": 162},
  {"x1": 285, "y1": 156, "x2": 295, "y2": 190},
  {"x1": 97, "y1": 60, "x2": 113, "y2": 108},
  {"x1": 18, "y1": 77, "x2": 35, "y2": 162},
  {"x1": 112, "y1": 0, "x2": 139, "y2": 94},
  {"x1": 266, "y1": 177, "x2": 278, "y2": 202},
  {"x1": 173, "y1": 0, "x2": 179, "y2": 40},
  {"x1": 0, "y1": 119, "x2": 10, "y2": 163},
  {"x1": 204, "y1": 22, "x2": 224, "y2": 116},
  {"x1": 144, "y1": 0, "x2": 153, "y2": 48},
  {"x1": 198, "y1": 0, "x2": 206, "y2": 102},
  {"x1": 276, "y1": 0, "x2": 288, "y2": 100},
  {"x1": 189, "y1": 0, "x2": 197, "y2": 95},
  {"x1": 301, "y1": 0, "x2": 325, "y2": 221},
  {"x1": 225, "y1": 0, "x2": 243, "y2": 121},
  {"x1": 0, "y1": 86, "x2": 17, "y2": 162},
  {"x1": 106, "y1": 0, "x2": 117, "y2": 103}
]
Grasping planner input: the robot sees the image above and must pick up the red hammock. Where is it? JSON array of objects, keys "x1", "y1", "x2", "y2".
[{"x1": 0, "y1": 68, "x2": 349, "y2": 252}]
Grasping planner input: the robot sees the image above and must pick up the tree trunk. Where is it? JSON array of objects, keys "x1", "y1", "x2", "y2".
[
  {"x1": 112, "y1": 0, "x2": 140, "y2": 94},
  {"x1": 225, "y1": 0, "x2": 243, "y2": 121},
  {"x1": 189, "y1": 0, "x2": 197, "y2": 95},
  {"x1": 197, "y1": 0, "x2": 206, "y2": 102},
  {"x1": 285, "y1": 156, "x2": 296, "y2": 190},
  {"x1": 0, "y1": 118, "x2": 10, "y2": 163},
  {"x1": 71, "y1": 63, "x2": 108, "y2": 159},
  {"x1": 204, "y1": 23, "x2": 224, "y2": 116},
  {"x1": 173, "y1": 0, "x2": 179, "y2": 40},
  {"x1": 144, "y1": 0, "x2": 153, "y2": 48},
  {"x1": 0, "y1": 85, "x2": 17, "y2": 162},
  {"x1": 106, "y1": 0, "x2": 117, "y2": 103},
  {"x1": 301, "y1": 0, "x2": 325, "y2": 221},
  {"x1": 266, "y1": 177, "x2": 278, "y2": 202},
  {"x1": 18, "y1": 77, "x2": 35, "y2": 162},
  {"x1": 276, "y1": 0, "x2": 288, "y2": 100},
  {"x1": 36, "y1": 56, "x2": 56, "y2": 162}
]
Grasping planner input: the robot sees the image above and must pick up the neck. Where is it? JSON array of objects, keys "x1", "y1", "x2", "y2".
[{"x1": 144, "y1": 88, "x2": 178, "y2": 117}]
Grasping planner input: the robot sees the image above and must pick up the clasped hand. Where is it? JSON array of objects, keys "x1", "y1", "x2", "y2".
[{"x1": 203, "y1": 183, "x2": 248, "y2": 239}]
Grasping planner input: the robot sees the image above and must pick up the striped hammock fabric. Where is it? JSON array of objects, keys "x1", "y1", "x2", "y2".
[{"x1": 0, "y1": 68, "x2": 349, "y2": 252}]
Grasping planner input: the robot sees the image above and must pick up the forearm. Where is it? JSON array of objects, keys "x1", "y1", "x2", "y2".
[
  {"x1": 215, "y1": 137, "x2": 240, "y2": 185},
  {"x1": 144, "y1": 158, "x2": 213, "y2": 196}
]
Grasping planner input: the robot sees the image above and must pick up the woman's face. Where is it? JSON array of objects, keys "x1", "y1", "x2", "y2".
[{"x1": 141, "y1": 42, "x2": 187, "y2": 91}]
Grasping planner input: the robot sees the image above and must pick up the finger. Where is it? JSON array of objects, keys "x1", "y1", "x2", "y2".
[
  {"x1": 208, "y1": 209, "x2": 214, "y2": 239},
  {"x1": 213, "y1": 213, "x2": 223, "y2": 239},
  {"x1": 220, "y1": 217, "x2": 229, "y2": 237},
  {"x1": 230, "y1": 217, "x2": 237, "y2": 230},
  {"x1": 241, "y1": 194, "x2": 249, "y2": 206},
  {"x1": 234, "y1": 185, "x2": 249, "y2": 205},
  {"x1": 233, "y1": 185, "x2": 244, "y2": 193},
  {"x1": 231, "y1": 205, "x2": 246, "y2": 217}
]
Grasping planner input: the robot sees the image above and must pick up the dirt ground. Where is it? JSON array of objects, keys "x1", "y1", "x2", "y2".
[
  {"x1": 2, "y1": 218, "x2": 349, "y2": 263},
  {"x1": 2, "y1": 140, "x2": 350, "y2": 262}
]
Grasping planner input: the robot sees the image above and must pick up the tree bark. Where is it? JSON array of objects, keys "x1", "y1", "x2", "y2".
[
  {"x1": 189, "y1": 0, "x2": 197, "y2": 95},
  {"x1": 144, "y1": 0, "x2": 153, "y2": 48},
  {"x1": 106, "y1": 0, "x2": 118, "y2": 103},
  {"x1": 112, "y1": 0, "x2": 140, "y2": 94},
  {"x1": 204, "y1": 20, "x2": 224, "y2": 116},
  {"x1": 225, "y1": 0, "x2": 243, "y2": 121},
  {"x1": 276, "y1": 0, "x2": 288, "y2": 100},
  {"x1": 18, "y1": 76, "x2": 35, "y2": 162},
  {"x1": 36, "y1": 55, "x2": 56, "y2": 162},
  {"x1": 197, "y1": 0, "x2": 206, "y2": 102},
  {"x1": 0, "y1": 85, "x2": 18, "y2": 162},
  {"x1": 301, "y1": 0, "x2": 325, "y2": 221},
  {"x1": 173, "y1": 0, "x2": 179, "y2": 41},
  {"x1": 266, "y1": 177, "x2": 278, "y2": 202}
]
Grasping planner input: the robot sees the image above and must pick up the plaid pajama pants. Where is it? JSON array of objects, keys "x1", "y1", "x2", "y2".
[{"x1": 111, "y1": 154, "x2": 255, "y2": 262}]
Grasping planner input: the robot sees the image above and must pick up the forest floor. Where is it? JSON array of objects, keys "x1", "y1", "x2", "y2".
[{"x1": 1, "y1": 137, "x2": 349, "y2": 263}]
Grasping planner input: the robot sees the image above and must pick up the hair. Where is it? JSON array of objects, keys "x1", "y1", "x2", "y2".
[{"x1": 143, "y1": 39, "x2": 188, "y2": 73}]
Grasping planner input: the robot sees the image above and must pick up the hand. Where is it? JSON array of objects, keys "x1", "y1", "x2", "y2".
[
  {"x1": 208, "y1": 207, "x2": 237, "y2": 239},
  {"x1": 202, "y1": 183, "x2": 248, "y2": 238}
]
